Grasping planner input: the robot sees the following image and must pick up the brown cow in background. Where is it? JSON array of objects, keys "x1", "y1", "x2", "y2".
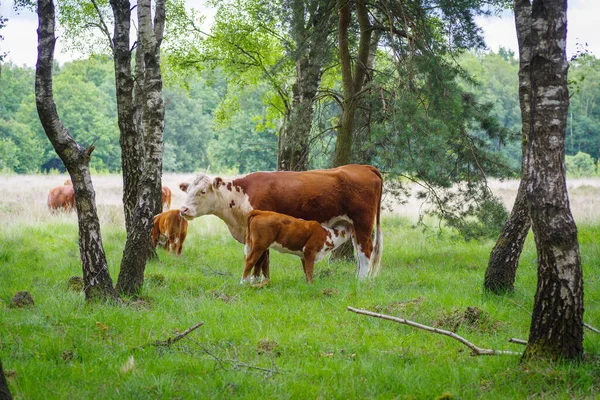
[
  {"x1": 162, "y1": 186, "x2": 172, "y2": 210},
  {"x1": 152, "y1": 209, "x2": 188, "y2": 255},
  {"x1": 47, "y1": 179, "x2": 75, "y2": 212}
]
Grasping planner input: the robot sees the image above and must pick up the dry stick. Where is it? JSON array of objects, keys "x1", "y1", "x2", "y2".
[
  {"x1": 509, "y1": 338, "x2": 528, "y2": 345},
  {"x1": 153, "y1": 322, "x2": 204, "y2": 347},
  {"x1": 347, "y1": 307, "x2": 521, "y2": 356},
  {"x1": 584, "y1": 323, "x2": 600, "y2": 334}
]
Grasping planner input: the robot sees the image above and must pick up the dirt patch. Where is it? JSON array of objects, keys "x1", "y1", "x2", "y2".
[
  {"x1": 257, "y1": 339, "x2": 281, "y2": 357},
  {"x1": 11, "y1": 291, "x2": 34, "y2": 308},
  {"x1": 67, "y1": 276, "x2": 84, "y2": 292},
  {"x1": 434, "y1": 306, "x2": 501, "y2": 333}
]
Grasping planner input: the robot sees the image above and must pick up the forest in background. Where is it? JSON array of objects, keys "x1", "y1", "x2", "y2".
[{"x1": 2, "y1": 49, "x2": 599, "y2": 176}]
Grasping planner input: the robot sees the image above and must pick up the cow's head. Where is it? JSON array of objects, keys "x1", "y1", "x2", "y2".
[{"x1": 180, "y1": 174, "x2": 225, "y2": 220}]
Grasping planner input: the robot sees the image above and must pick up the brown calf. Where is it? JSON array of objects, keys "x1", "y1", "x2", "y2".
[
  {"x1": 242, "y1": 210, "x2": 350, "y2": 283},
  {"x1": 162, "y1": 186, "x2": 172, "y2": 210},
  {"x1": 152, "y1": 209, "x2": 188, "y2": 255},
  {"x1": 47, "y1": 179, "x2": 75, "y2": 212}
]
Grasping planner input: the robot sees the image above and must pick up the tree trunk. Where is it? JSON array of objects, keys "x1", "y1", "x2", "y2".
[
  {"x1": 332, "y1": 0, "x2": 372, "y2": 168},
  {"x1": 116, "y1": 0, "x2": 166, "y2": 295},
  {"x1": 278, "y1": 0, "x2": 335, "y2": 171},
  {"x1": 36, "y1": 0, "x2": 119, "y2": 302},
  {"x1": 484, "y1": 4, "x2": 535, "y2": 293},
  {"x1": 0, "y1": 360, "x2": 12, "y2": 400},
  {"x1": 109, "y1": 0, "x2": 143, "y2": 235},
  {"x1": 484, "y1": 179, "x2": 531, "y2": 293},
  {"x1": 515, "y1": 0, "x2": 584, "y2": 361}
]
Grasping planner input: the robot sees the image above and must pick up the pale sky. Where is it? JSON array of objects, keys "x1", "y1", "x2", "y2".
[{"x1": 0, "y1": 0, "x2": 598, "y2": 67}]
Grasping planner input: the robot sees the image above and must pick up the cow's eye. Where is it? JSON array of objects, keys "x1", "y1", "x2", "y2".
[{"x1": 201, "y1": 190, "x2": 206, "y2": 195}]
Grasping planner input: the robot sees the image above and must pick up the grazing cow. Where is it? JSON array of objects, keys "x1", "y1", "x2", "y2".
[
  {"x1": 242, "y1": 210, "x2": 350, "y2": 283},
  {"x1": 180, "y1": 164, "x2": 383, "y2": 280},
  {"x1": 152, "y1": 209, "x2": 188, "y2": 255},
  {"x1": 162, "y1": 186, "x2": 172, "y2": 210},
  {"x1": 47, "y1": 179, "x2": 75, "y2": 212}
]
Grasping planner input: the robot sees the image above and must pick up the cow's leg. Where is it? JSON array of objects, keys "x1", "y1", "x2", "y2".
[
  {"x1": 253, "y1": 250, "x2": 270, "y2": 281},
  {"x1": 352, "y1": 224, "x2": 374, "y2": 279},
  {"x1": 242, "y1": 250, "x2": 264, "y2": 284},
  {"x1": 303, "y1": 255, "x2": 315, "y2": 284}
]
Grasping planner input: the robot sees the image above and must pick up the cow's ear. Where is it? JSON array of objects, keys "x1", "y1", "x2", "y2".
[
  {"x1": 213, "y1": 177, "x2": 224, "y2": 189},
  {"x1": 179, "y1": 182, "x2": 189, "y2": 193}
]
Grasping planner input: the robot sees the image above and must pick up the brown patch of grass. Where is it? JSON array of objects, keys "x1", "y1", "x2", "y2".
[{"x1": 257, "y1": 339, "x2": 281, "y2": 356}]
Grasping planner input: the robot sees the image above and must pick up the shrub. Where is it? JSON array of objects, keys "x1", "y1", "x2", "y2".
[{"x1": 565, "y1": 151, "x2": 596, "y2": 177}]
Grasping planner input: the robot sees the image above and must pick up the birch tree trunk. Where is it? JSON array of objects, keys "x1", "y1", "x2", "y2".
[
  {"x1": 109, "y1": 0, "x2": 143, "y2": 235},
  {"x1": 116, "y1": 0, "x2": 166, "y2": 295},
  {"x1": 36, "y1": 0, "x2": 118, "y2": 301},
  {"x1": 484, "y1": 4, "x2": 534, "y2": 293},
  {"x1": 515, "y1": 0, "x2": 584, "y2": 361}
]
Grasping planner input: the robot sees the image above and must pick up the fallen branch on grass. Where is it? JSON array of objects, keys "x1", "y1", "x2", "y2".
[
  {"x1": 347, "y1": 306, "x2": 521, "y2": 356},
  {"x1": 152, "y1": 322, "x2": 205, "y2": 347},
  {"x1": 509, "y1": 338, "x2": 528, "y2": 345},
  {"x1": 585, "y1": 323, "x2": 600, "y2": 334}
]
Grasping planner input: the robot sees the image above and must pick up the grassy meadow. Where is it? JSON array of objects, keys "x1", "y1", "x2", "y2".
[{"x1": 1, "y1": 174, "x2": 600, "y2": 399}]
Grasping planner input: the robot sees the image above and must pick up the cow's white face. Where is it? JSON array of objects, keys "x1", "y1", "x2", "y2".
[{"x1": 180, "y1": 174, "x2": 220, "y2": 220}]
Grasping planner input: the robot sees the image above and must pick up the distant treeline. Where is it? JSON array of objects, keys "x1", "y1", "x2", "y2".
[{"x1": 1, "y1": 50, "x2": 599, "y2": 176}]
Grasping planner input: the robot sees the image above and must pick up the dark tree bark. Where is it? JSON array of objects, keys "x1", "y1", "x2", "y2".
[
  {"x1": 36, "y1": 0, "x2": 119, "y2": 302},
  {"x1": 484, "y1": 4, "x2": 534, "y2": 293},
  {"x1": 0, "y1": 360, "x2": 12, "y2": 400},
  {"x1": 115, "y1": 0, "x2": 166, "y2": 295},
  {"x1": 484, "y1": 180, "x2": 531, "y2": 293},
  {"x1": 109, "y1": 0, "x2": 143, "y2": 235},
  {"x1": 515, "y1": 0, "x2": 584, "y2": 361},
  {"x1": 332, "y1": 0, "x2": 372, "y2": 167},
  {"x1": 278, "y1": 0, "x2": 335, "y2": 171}
]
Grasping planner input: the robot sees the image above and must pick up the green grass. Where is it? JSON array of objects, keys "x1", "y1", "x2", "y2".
[{"x1": 1, "y1": 214, "x2": 599, "y2": 399}]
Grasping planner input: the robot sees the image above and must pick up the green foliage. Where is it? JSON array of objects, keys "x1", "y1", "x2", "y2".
[
  {"x1": 566, "y1": 151, "x2": 597, "y2": 177},
  {"x1": 0, "y1": 57, "x2": 278, "y2": 174},
  {"x1": 55, "y1": 0, "x2": 113, "y2": 57},
  {"x1": 166, "y1": 0, "x2": 292, "y2": 130},
  {"x1": 1, "y1": 208, "x2": 600, "y2": 398},
  {"x1": 207, "y1": 84, "x2": 278, "y2": 174},
  {"x1": 566, "y1": 54, "x2": 600, "y2": 160}
]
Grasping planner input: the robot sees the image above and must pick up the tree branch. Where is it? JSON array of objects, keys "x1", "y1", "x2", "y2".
[
  {"x1": 347, "y1": 306, "x2": 520, "y2": 356},
  {"x1": 152, "y1": 322, "x2": 204, "y2": 347},
  {"x1": 584, "y1": 323, "x2": 600, "y2": 334},
  {"x1": 90, "y1": 0, "x2": 114, "y2": 52}
]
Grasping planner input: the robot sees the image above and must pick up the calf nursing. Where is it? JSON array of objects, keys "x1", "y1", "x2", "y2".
[{"x1": 242, "y1": 210, "x2": 350, "y2": 283}]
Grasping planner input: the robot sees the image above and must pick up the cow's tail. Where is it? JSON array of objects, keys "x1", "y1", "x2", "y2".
[
  {"x1": 244, "y1": 211, "x2": 257, "y2": 256},
  {"x1": 368, "y1": 170, "x2": 384, "y2": 277}
]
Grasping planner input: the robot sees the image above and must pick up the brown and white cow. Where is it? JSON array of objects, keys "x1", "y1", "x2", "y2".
[
  {"x1": 47, "y1": 179, "x2": 75, "y2": 212},
  {"x1": 162, "y1": 186, "x2": 172, "y2": 210},
  {"x1": 243, "y1": 210, "x2": 350, "y2": 283},
  {"x1": 180, "y1": 164, "x2": 383, "y2": 279},
  {"x1": 152, "y1": 209, "x2": 188, "y2": 255}
]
